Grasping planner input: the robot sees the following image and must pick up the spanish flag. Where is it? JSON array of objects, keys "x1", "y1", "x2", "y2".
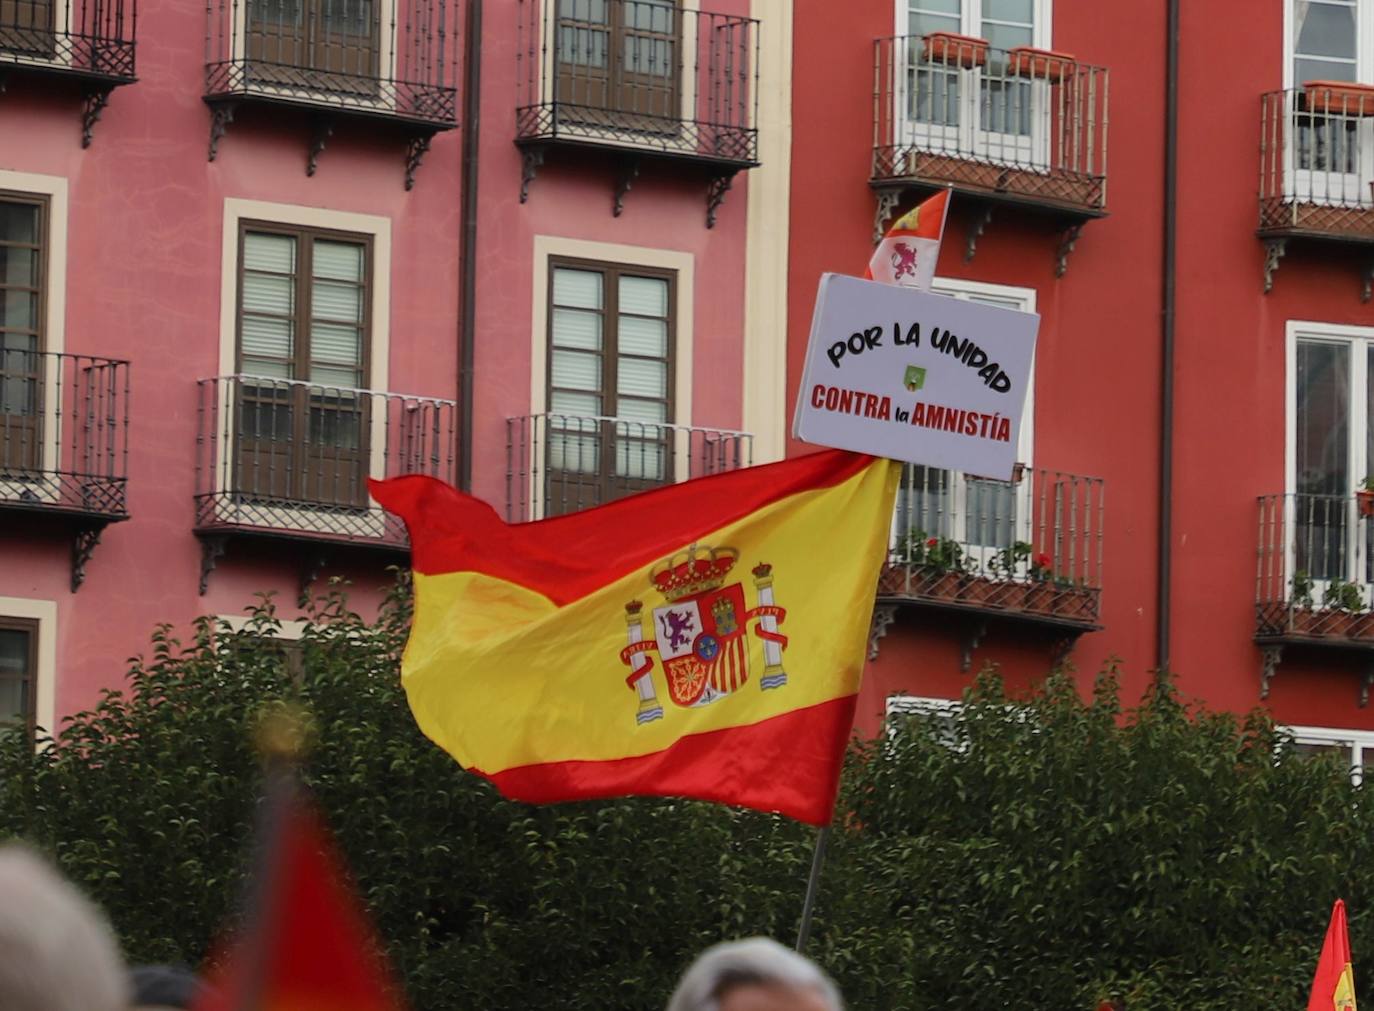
[
  {"x1": 371, "y1": 450, "x2": 900, "y2": 825},
  {"x1": 1309, "y1": 899, "x2": 1358, "y2": 1011},
  {"x1": 865, "y1": 187, "x2": 951, "y2": 291}
]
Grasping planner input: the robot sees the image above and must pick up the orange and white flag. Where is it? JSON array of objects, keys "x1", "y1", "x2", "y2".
[{"x1": 864, "y1": 188, "x2": 951, "y2": 291}]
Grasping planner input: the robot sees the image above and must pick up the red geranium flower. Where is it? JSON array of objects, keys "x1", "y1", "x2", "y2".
[
  {"x1": 1035, "y1": 553, "x2": 1052, "y2": 568},
  {"x1": 927, "y1": 537, "x2": 939, "y2": 547}
]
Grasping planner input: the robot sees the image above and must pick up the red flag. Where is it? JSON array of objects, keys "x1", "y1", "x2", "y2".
[
  {"x1": 864, "y1": 188, "x2": 951, "y2": 290},
  {"x1": 193, "y1": 795, "x2": 405, "y2": 1011},
  {"x1": 1309, "y1": 899, "x2": 1358, "y2": 1011}
]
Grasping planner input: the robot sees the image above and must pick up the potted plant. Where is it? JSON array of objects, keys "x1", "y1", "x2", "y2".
[
  {"x1": 987, "y1": 541, "x2": 1032, "y2": 608},
  {"x1": 1321, "y1": 578, "x2": 1365, "y2": 637},
  {"x1": 1303, "y1": 80, "x2": 1374, "y2": 116},
  {"x1": 922, "y1": 31, "x2": 989, "y2": 69},
  {"x1": 1025, "y1": 552, "x2": 1055, "y2": 612},
  {"x1": 1006, "y1": 46, "x2": 1076, "y2": 83},
  {"x1": 1358, "y1": 476, "x2": 1374, "y2": 518}
]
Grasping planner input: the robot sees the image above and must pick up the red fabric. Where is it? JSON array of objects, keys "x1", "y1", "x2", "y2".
[
  {"x1": 1308, "y1": 898, "x2": 1357, "y2": 1011},
  {"x1": 369, "y1": 449, "x2": 872, "y2": 605},
  {"x1": 479, "y1": 696, "x2": 858, "y2": 826},
  {"x1": 193, "y1": 799, "x2": 405, "y2": 1011}
]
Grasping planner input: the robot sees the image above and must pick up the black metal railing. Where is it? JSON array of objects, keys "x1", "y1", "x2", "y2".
[
  {"x1": 873, "y1": 35, "x2": 1108, "y2": 211},
  {"x1": 1256, "y1": 492, "x2": 1374, "y2": 641},
  {"x1": 515, "y1": 0, "x2": 759, "y2": 165},
  {"x1": 204, "y1": 0, "x2": 459, "y2": 126},
  {"x1": 879, "y1": 465, "x2": 1105, "y2": 626},
  {"x1": 1261, "y1": 87, "x2": 1374, "y2": 238},
  {"x1": 506, "y1": 412, "x2": 752, "y2": 521},
  {"x1": 195, "y1": 375, "x2": 457, "y2": 546},
  {"x1": 0, "y1": 0, "x2": 136, "y2": 80},
  {"x1": 0, "y1": 349, "x2": 128, "y2": 518}
]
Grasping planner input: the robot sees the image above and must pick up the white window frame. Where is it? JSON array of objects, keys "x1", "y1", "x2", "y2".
[
  {"x1": 892, "y1": 276, "x2": 1036, "y2": 567},
  {"x1": 213, "y1": 199, "x2": 392, "y2": 537},
  {"x1": 0, "y1": 597, "x2": 57, "y2": 739},
  {"x1": 1282, "y1": 0, "x2": 1374, "y2": 207},
  {"x1": 1285, "y1": 319, "x2": 1374, "y2": 600},
  {"x1": 1285, "y1": 723, "x2": 1374, "y2": 784},
  {"x1": 895, "y1": 0, "x2": 1053, "y2": 169}
]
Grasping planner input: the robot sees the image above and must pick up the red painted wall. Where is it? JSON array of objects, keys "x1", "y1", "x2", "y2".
[{"x1": 788, "y1": 0, "x2": 1168, "y2": 732}]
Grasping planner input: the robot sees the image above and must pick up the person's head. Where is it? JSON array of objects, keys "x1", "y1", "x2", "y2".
[
  {"x1": 129, "y1": 964, "x2": 206, "y2": 1010},
  {"x1": 0, "y1": 843, "x2": 129, "y2": 1011},
  {"x1": 665, "y1": 937, "x2": 844, "y2": 1011}
]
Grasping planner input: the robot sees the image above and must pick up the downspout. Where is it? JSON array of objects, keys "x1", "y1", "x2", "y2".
[
  {"x1": 1158, "y1": 0, "x2": 1179, "y2": 671},
  {"x1": 457, "y1": 0, "x2": 482, "y2": 492}
]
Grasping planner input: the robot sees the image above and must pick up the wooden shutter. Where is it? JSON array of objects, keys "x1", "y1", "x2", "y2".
[{"x1": 0, "y1": 0, "x2": 55, "y2": 57}]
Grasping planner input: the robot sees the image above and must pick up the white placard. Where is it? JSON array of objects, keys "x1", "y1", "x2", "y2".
[{"x1": 792, "y1": 273, "x2": 1039, "y2": 480}]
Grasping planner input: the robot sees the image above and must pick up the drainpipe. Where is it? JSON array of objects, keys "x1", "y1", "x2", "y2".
[
  {"x1": 1158, "y1": 0, "x2": 1179, "y2": 671},
  {"x1": 457, "y1": 0, "x2": 482, "y2": 492}
]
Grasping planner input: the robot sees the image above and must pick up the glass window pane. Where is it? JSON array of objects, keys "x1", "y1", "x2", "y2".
[
  {"x1": 310, "y1": 323, "x2": 362, "y2": 366},
  {"x1": 896, "y1": 465, "x2": 955, "y2": 547},
  {"x1": 617, "y1": 357, "x2": 666, "y2": 398},
  {"x1": 619, "y1": 275, "x2": 668, "y2": 317},
  {"x1": 982, "y1": 0, "x2": 1032, "y2": 22},
  {"x1": 243, "y1": 274, "x2": 294, "y2": 316},
  {"x1": 0, "y1": 247, "x2": 37, "y2": 288},
  {"x1": 615, "y1": 437, "x2": 666, "y2": 480},
  {"x1": 0, "y1": 290, "x2": 37, "y2": 330},
  {"x1": 308, "y1": 364, "x2": 361, "y2": 388},
  {"x1": 550, "y1": 389, "x2": 600, "y2": 417},
  {"x1": 241, "y1": 316, "x2": 293, "y2": 364},
  {"x1": 1296, "y1": 56, "x2": 1357, "y2": 83},
  {"x1": 1295, "y1": 1, "x2": 1358, "y2": 60},
  {"x1": 0, "y1": 627, "x2": 31, "y2": 727},
  {"x1": 558, "y1": 0, "x2": 608, "y2": 22},
  {"x1": 311, "y1": 280, "x2": 363, "y2": 322},
  {"x1": 910, "y1": 0, "x2": 960, "y2": 14},
  {"x1": 553, "y1": 268, "x2": 603, "y2": 310},
  {"x1": 551, "y1": 348, "x2": 602, "y2": 392},
  {"x1": 618, "y1": 316, "x2": 667, "y2": 358},
  {"x1": 552, "y1": 307, "x2": 602, "y2": 350},
  {"x1": 244, "y1": 233, "x2": 296, "y2": 274},
  {"x1": 1295, "y1": 339, "x2": 1350, "y2": 582},
  {"x1": 313, "y1": 240, "x2": 365, "y2": 282},
  {"x1": 241, "y1": 356, "x2": 293, "y2": 379},
  {"x1": 982, "y1": 21, "x2": 1032, "y2": 52},
  {"x1": 910, "y1": 11, "x2": 961, "y2": 36},
  {"x1": 616, "y1": 396, "x2": 667, "y2": 423},
  {"x1": 0, "y1": 203, "x2": 38, "y2": 246}
]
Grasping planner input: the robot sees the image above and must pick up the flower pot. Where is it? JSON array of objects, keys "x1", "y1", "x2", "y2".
[
  {"x1": 1358, "y1": 489, "x2": 1374, "y2": 518},
  {"x1": 989, "y1": 581, "x2": 1026, "y2": 610},
  {"x1": 1325, "y1": 611, "x2": 1360, "y2": 638},
  {"x1": 922, "y1": 32, "x2": 989, "y2": 69},
  {"x1": 959, "y1": 574, "x2": 996, "y2": 604},
  {"x1": 1006, "y1": 46, "x2": 1076, "y2": 83},
  {"x1": 1024, "y1": 583, "x2": 1055, "y2": 613},
  {"x1": 1291, "y1": 607, "x2": 1322, "y2": 636},
  {"x1": 1303, "y1": 80, "x2": 1374, "y2": 116},
  {"x1": 922, "y1": 570, "x2": 963, "y2": 600}
]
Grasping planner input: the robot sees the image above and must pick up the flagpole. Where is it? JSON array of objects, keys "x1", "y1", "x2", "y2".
[{"x1": 794, "y1": 825, "x2": 831, "y2": 953}]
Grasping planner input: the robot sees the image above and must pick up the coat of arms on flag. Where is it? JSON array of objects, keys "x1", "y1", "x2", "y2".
[{"x1": 620, "y1": 544, "x2": 788, "y2": 726}]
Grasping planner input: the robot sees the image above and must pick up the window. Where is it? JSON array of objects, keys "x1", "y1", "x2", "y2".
[
  {"x1": 0, "y1": 195, "x2": 45, "y2": 478},
  {"x1": 555, "y1": 0, "x2": 680, "y2": 129},
  {"x1": 1289, "y1": 324, "x2": 1374, "y2": 594},
  {"x1": 1285, "y1": 724, "x2": 1374, "y2": 784},
  {"x1": 236, "y1": 223, "x2": 372, "y2": 508},
  {"x1": 246, "y1": 0, "x2": 381, "y2": 90},
  {"x1": 893, "y1": 278, "x2": 1034, "y2": 562},
  {"x1": 1287, "y1": 0, "x2": 1374, "y2": 197},
  {"x1": 546, "y1": 257, "x2": 675, "y2": 512},
  {"x1": 0, "y1": 0, "x2": 55, "y2": 57},
  {"x1": 0, "y1": 617, "x2": 37, "y2": 739},
  {"x1": 902, "y1": 0, "x2": 1046, "y2": 159}
]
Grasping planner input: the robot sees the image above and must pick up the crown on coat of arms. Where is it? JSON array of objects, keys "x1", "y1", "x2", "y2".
[{"x1": 651, "y1": 543, "x2": 739, "y2": 603}]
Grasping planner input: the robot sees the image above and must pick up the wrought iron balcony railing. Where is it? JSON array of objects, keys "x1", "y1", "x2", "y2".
[
  {"x1": 204, "y1": 0, "x2": 459, "y2": 128},
  {"x1": 1260, "y1": 87, "x2": 1374, "y2": 241},
  {"x1": 879, "y1": 465, "x2": 1105, "y2": 628},
  {"x1": 515, "y1": 0, "x2": 759, "y2": 167},
  {"x1": 0, "y1": 0, "x2": 137, "y2": 81},
  {"x1": 195, "y1": 375, "x2": 457, "y2": 548},
  {"x1": 505, "y1": 412, "x2": 752, "y2": 522},
  {"x1": 872, "y1": 35, "x2": 1108, "y2": 214},
  {"x1": 0, "y1": 349, "x2": 129, "y2": 520},
  {"x1": 1255, "y1": 492, "x2": 1374, "y2": 642}
]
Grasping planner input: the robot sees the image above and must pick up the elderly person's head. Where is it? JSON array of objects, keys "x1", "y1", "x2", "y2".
[
  {"x1": 0, "y1": 843, "x2": 128, "y2": 1011},
  {"x1": 666, "y1": 937, "x2": 844, "y2": 1011}
]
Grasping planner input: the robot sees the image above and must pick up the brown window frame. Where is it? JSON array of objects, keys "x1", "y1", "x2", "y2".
[
  {"x1": 0, "y1": 616, "x2": 39, "y2": 741},
  {"x1": 1, "y1": 192, "x2": 49, "y2": 478},
  {"x1": 544, "y1": 255, "x2": 677, "y2": 512},
  {"x1": 233, "y1": 220, "x2": 375, "y2": 509},
  {"x1": 244, "y1": 0, "x2": 383, "y2": 93}
]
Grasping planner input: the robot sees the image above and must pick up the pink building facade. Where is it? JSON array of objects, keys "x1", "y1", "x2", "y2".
[{"x1": 0, "y1": 0, "x2": 789, "y2": 735}]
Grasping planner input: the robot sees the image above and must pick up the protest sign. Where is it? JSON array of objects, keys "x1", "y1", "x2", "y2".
[{"x1": 792, "y1": 273, "x2": 1039, "y2": 480}]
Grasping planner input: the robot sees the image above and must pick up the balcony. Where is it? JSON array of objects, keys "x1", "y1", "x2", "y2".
[
  {"x1": 0, "y1": 350, "x2": 129, "y2": 590},
  {"x1": 1255, "y1": 492, "x2": 1374, "y2": 703},
  {"x1": 1260, "y1": 86, "x2": 1374, "y2": 300},
  {"x1": 873, "y1": 466, "x2": 1105, "y2": 671},
  {"x1": 0, "y1": 0, "x2": 138, "y2": 146},
  {"x1": 203, "y1": 0, "x2": 460, "y2": 188},
  {"x1": 505, "y1": 412, "x2": 752, "y2": 522},
  {"x1": 194, "y1": 375, "x2": 457, "y2": 594},
  {"x1": 871, "y1": 34, "x2": 1108, "y2": 274},
  {"x1": 514, "y1": 0, "x2": 759, "y2": 226}
]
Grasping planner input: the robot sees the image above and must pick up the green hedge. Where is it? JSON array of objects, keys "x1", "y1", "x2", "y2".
[{"x1": 1, "y1": 580, "x2": 1368, "y2": 1009}]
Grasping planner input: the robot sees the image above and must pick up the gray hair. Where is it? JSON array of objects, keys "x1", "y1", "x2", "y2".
[
  {"x1": 0, "y1": 844, "x2": 129, "y2": 1011},
  {"x1": 666, "y1": 937, "x2": 844, "y2": 1011}
]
